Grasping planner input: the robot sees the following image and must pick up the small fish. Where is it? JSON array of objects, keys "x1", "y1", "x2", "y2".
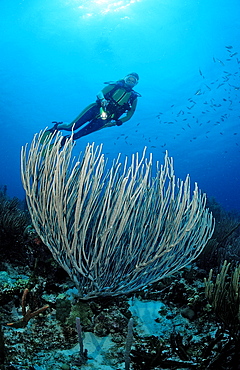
[
  {"x1": 230, "y1": 52, "x2": 238, "y2": 57},
  {"x1": 195, "y1": 89, "x2": 202, "y2": 95},
  {"x1": 225, "y1": 45, "x2": 233, "y2": 49},
  {"x1": 216, "y1": 58, "x2": 225, "y2": 66}
]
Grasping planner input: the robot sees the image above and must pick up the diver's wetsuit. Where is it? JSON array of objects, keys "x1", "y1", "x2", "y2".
[
  {"x1": 68, "y1": 103, "x2": 105, "y2": 140},
  {"x1": 55, "y1": 80, "x2": 139, "y2": 140}
]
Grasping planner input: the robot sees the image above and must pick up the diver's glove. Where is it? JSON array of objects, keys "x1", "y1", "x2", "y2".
[
  {"x1": 100, "y1": 98, "x2": 108, "y2": 108},
  {"x1": 115, "y1": 120, "x2": 123, "y2": 126}
]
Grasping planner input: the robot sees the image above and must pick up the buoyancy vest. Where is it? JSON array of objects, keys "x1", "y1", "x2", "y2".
[{"x1": 103, "y1": 80, "x2": 141, "y2": 116}]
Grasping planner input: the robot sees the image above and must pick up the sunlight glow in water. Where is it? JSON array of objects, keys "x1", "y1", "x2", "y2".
[{"x1": 75, "y1": 0, "x2": 141, "y2": 17}]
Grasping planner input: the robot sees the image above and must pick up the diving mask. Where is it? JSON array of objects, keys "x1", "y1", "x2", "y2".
[{"x1": 124, "y1": 74, "x2": 138, "y2": 87}]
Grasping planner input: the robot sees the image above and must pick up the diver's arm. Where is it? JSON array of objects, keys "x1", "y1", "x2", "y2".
[{"x1": 119, "y1": 98, "x2": 138, "y2": 124}]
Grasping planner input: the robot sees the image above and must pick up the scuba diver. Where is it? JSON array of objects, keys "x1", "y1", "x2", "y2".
[{"x1": 44, "y1": 72, "x2": 140, "y2": 145}]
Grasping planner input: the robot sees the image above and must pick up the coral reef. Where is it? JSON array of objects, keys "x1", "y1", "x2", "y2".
[
  {"x1": 198, "y1": 196, "x2": 240, "y2": 270},
  {"x1": 0, "y1": 187, "x2": 30, "y2": 266},
  {"x1": 0, "y1": 193, "x2": 240, "y2": 369}
]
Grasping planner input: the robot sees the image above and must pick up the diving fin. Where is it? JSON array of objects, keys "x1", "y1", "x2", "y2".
[
  {"x1": 39, "y1": 122, "x2": 60, "y2": 144},
  {"x1": 39, "y1": 130, "x2": 55, "y2": 145}
]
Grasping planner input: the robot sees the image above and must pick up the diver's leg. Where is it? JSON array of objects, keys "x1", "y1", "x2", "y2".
[
  {"x1": 73, "y1": 118, "x2": 109, "y2": 140},
  {"x1": 46, "y1": 103, "x2": 99, "y2": 133},
  {"x1": 60, "y1": 103, "x2": 99, "y2": 131}
]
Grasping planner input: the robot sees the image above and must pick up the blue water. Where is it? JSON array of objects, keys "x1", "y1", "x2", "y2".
[{"x1": 0, "y1": 0, "x2": 239, "y2": 211}]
